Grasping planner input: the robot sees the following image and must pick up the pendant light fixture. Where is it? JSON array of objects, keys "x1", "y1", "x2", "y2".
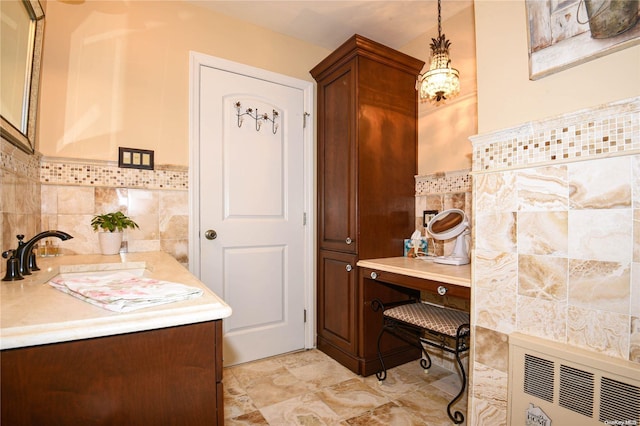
[{"x1": 417, "y1": 0, "x2": 460, "y2": 103}]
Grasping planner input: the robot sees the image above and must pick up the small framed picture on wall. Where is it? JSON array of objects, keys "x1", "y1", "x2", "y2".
[{"x1": 423, "y1": 210, "x2": 439, "y2": 228}]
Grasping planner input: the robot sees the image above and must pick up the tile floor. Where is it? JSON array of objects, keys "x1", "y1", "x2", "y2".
[{"x1": 223, "y1": 349, "x2": 468, "y2": 425}]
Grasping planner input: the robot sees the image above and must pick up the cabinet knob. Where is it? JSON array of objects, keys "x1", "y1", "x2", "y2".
[
  {"x1": 345, "y1": 237, "x2": 352, "y2": 245},
  {"x1": 437, "y1": 285, "x2": 448, "y2": 296},
  {"x1": 345, "y1": 264, "x2": 353, "y2": 272},
  {"x1": 370, "y1": 271, "x2": 378, "y2": 279}
]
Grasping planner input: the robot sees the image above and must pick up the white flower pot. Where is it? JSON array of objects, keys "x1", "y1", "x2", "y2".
[{"x1": 98, "y1": 232, "x2": 123, "y2": 255}]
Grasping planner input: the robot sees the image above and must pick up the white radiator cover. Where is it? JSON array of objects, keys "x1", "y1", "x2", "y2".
[{"x1": 508, "y1": 333, "x2": 640, "y2": 426}]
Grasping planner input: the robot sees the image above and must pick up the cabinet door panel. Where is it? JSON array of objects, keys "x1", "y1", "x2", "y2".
[
  {"x1": 356, "y1": 56, "x2": 418, "y2": 259},
  {"x1": 317, "y1": 250, "x2": 358, "y2": 354},
  {"x1": 1, "y1": 321, "x2": 221, "y2": 425},
  {"x1": 317, "y1": 62, "x2": 357, "y2": 253}
]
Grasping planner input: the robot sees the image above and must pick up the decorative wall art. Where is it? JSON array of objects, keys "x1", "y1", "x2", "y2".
[{"x1": 526, "y1": 0, "x2": 640, "y2": 80}]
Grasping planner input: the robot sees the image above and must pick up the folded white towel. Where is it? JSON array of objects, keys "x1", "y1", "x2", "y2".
[{"x1": 49, "y1": 271, "x2": 204, "y2": 313}]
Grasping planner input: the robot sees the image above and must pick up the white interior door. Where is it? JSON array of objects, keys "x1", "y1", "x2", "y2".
[{"x1": 190, "y1": 54, "x2": 312, "y2": 366}]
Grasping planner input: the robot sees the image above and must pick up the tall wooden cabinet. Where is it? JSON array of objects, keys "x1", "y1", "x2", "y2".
[{"x1": 310, "y1": 35, "x2": 424, "y2": 374}]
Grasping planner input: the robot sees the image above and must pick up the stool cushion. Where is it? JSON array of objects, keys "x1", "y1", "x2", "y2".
[{"x1": 384, "y1": 302, "x2": 469, "y2": 337}]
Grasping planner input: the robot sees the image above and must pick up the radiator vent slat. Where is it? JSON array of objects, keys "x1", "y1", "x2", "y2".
[
  {"x1": 524, "y1": 354, "x2": 554, "y2": 402},
  {"x1": 559, "y1": 364, "x2": 594, "y2": 418},
  {"x1": 599, "y1": 377, "x2": 640, "y2": 424},
  {"x1": 509, "y1": 333, "x2": 640, "y2": 426}
]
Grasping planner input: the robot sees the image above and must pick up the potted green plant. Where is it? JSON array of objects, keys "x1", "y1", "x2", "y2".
[{"x1": 91, "y1": 211, "x2": 139, "y2": 255}]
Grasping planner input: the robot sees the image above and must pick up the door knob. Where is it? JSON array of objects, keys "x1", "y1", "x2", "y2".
[{"x1": 204, "y1": 229, "x2": 217, "y2": 240}]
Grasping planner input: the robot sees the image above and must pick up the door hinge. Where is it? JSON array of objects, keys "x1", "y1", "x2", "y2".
[
  {"x1": 303, "y1": 212, "x2": 307, "y2": 226},
  {"x1": 304, "y1": 309, "x2": 307, "y2": 323},
  {"x1": 303, "y1": 112, "x2": 310, "y2": 128}
]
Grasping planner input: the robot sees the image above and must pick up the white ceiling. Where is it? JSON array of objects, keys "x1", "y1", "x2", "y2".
[{"x1": 186, "y1": 0, "x2": 472, "y2": 50}]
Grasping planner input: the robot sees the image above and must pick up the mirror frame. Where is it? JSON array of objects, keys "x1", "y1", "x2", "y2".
[{"x1": 0, "y1": 0, "x2": 45, "y2": 154}]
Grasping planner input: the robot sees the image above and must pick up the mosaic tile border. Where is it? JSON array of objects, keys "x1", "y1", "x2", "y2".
[
  {"x1": 40, "y1": 157, "x2": 188, "y2": 190},
  {"x1": 1, "y1": 139, "x2": 42, "y2": 181},
  {"x1": 1, "y1": 138, "x2": 188, "y2": 190},
  {"x1": 415, "y1": 169, "x2": 471, "y2": 195},
  {"x1": 471, "y1": 96, "x2": 640, "y2": 172}
]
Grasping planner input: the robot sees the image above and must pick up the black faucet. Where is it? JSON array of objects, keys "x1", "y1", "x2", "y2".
[
  {"x1": 14, "y1": 231, "x2": 73, "y2": 277},
  {"x1": 2, "y1": 250, "x2": 23, "y2": 281}
]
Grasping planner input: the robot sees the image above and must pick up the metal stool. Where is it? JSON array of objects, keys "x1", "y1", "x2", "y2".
[{"x1": 372, "y1": 299, "x2": 470, "y2": 424}]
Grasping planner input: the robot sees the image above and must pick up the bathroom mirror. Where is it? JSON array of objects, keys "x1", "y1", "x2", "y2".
[{"x1": 0, "y1": 0, "x2": 45, "y2": 154}]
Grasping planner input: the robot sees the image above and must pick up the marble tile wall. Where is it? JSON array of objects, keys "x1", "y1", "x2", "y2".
[
  {"x1": 39, "y1": 158, "x2": 189, "y2": 264},
  {"x1": 41, "y1": 185, "x2": 189, "y2": 265},
  {"x1": 1, "y1": 139, "x2": 42, "y2": 271},
  {"x1": 0, "y1": 148, "x2": 189, "y2": 274},
  {"x1": 469, "y1": 96, "x2": 640, "y2": 425}
]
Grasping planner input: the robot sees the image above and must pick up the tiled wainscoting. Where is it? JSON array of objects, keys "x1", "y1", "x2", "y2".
[
  {"x1": 468, "y1": 96, "x2": 640, "y2": 425},
  {"x1": 1, "y1": 142, "x2": 42, "y2": 266},
  {"x1": 40, "y1": 184, "x2": 189, "y2": 264},
  {"x1": 0, "y1": 144, "x2": 189, "y2": 272}
]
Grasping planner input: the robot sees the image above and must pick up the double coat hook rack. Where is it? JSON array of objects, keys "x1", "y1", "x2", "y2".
[{"x1": 235, "y1": 101, "x2": 279, "y2": 134}]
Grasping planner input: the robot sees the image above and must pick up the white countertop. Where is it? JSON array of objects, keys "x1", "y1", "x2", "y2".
[
  {"x1": 357, "y1": 256, "x2": 471, "y2": 287},
  {"x1": 1, "y1": 252, "x2": 231, "y2": 350}
]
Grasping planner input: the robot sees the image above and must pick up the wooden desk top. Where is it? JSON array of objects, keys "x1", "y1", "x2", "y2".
[{"x1": 357, "y1": 257, "x2": 470, "y2": 288}]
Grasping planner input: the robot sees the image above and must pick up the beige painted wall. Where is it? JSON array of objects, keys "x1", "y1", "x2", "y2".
[
  {"x1": 37, "y1": 1, "x2": 478, "y2": 175},
  {"x1": 40, "y1": 1, "x2": 638, "y2": 174},
  {"x1": 402, "y1": 5, "x2": 478, "y2": 175},
  {"x1": 474, "y1": 0, "x2": 640, "y2": 134},
  {"x1": 38, "y1": 0, "x2": 329, "y2": 166},
  {"x1": 41, "y1": 0, "x2": 636, "y2": 173}
]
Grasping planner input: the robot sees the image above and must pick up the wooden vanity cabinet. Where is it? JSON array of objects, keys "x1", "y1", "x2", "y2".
[
  {"x1": 1, "y1": 320, "x2": 224, "y2": 425},
  {"x1": 311, "y1": 34, "x2": 424, "y2": 375}
]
